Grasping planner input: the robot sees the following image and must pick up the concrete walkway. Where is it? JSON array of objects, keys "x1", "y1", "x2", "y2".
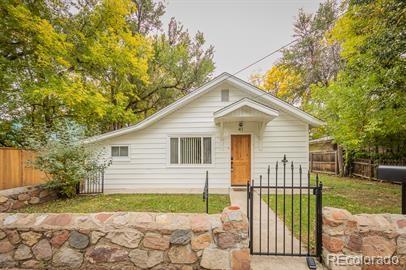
[{"x1": 230, "y1": 189, "x2": 326, "y2": 270}]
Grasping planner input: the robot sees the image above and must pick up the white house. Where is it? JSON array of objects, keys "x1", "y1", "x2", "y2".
[{"x1": 86, "y1": 73, "x2": 324, "y2": 193}]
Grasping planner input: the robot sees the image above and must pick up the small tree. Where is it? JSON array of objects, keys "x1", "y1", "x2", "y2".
[{"x1": 31, "y1": 123, "x2": 108, "y2": 198}]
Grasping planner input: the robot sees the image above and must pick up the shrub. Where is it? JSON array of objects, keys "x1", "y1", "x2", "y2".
[{"x1": 31, "y1": 124, "x2": 108, "y2": 198}]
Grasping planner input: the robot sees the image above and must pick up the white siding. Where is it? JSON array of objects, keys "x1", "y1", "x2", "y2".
[{"x1": 97, "y1": 82, "x2": 309, "y2": 191}]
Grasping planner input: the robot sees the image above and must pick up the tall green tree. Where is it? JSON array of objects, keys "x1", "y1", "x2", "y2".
[
  {"x1": 0, "y1": 0, "x2": 90, "y2": 145},
  {"x1": 0, "y1": 0, "x2": 215, "y2": 146},
  {"x1": 126, "y1": 0, "x2": 215, "y2": 122},
  {"x1": 313, "y1": 0, "x2": 406, "y2": 157},
  {"x1": 0, "y1": 0, "x2": 153, "y2": 144},
  {"x1": 251, "y1": 0, "x2": 342, "y2": 107},
  {"x1": 70, "y1": 0, "x2": 215, "y2": 131},
  {"x1": 68, "y1": 0, "x2": 153, "y2": 131}
]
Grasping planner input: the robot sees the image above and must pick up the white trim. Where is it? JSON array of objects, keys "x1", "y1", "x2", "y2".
[
  {"x1": 224, "y1": 76, "x2": 324, "y2": 126},
  {"x1": 166, "y1": 134, "x2": 215, "y2": 168},
  {"x1": 84, "y1": 72, "x2": 324, "y2": 143},
  {"x1": 214, "y1": 97, "x2": 279, "y2": 123},
  {"x1": 306, "y1": 124, "x2": 310, "y2": 183},
  {"x1": 230, "y1": 133, "x2": 253, "y2": 186},
  {"x1": 83, "y1": 73, "x2": 228, "y2": 143}
]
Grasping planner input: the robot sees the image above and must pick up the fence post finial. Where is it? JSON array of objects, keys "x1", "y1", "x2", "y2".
[{"x1": 282, "y1": 154, "x2": 288, "y2": 164}]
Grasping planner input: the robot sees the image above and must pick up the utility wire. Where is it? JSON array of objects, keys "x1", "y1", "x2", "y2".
[
  {"x1": 225, "y1": 8, "x2": 350, "y2": 102},
  {"x1": 231, "y1": 38, "x2": 299, "y2": 76},
  {"x1": 231, "y1": 8, "x2": 349, "y2": 77}
]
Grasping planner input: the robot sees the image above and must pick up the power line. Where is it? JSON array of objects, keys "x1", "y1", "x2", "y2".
[
  {"x1": 231, "y1": 8, "x2": 349, "y2": 77},
  {"x1": 225, "y1": 7, "x2": 350, "y2": 102},
  {"x1": 232, "y1": 38, "x2": 299, "y2": 76}
]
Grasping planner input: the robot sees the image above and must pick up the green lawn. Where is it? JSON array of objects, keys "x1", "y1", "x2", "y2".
[
  {"x1": 18, "y1": 194, "x2": 230, "y2": 214},
  {"x1": 264, "y1": 174, "x2": 401, "y2": 250}
]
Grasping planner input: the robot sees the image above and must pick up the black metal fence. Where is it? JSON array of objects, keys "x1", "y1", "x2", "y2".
[
  {"x1": 247, "y1": 155, "x2": 323, "y2": 260},
  {"x1": 77, "y1": 169, "x2": 105, "y2": 195},
  {"x1": 203, "y1": 171, "x2": 209, "y2": 213}
]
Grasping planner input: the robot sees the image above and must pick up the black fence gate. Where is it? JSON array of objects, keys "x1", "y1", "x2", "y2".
[
  {"x1": 77, "y1": 169, "x2": 105, "y2": 194},
  {"x1": 246, "y1": 155, "x2": 323, "y2": 260}
]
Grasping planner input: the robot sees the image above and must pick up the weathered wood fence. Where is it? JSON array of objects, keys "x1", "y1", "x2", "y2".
[
  {"x1": 310, "y1": 150, "x2": 406, "y2": 181},
  {"x1": 0, "y1": 148, "x2": 47, "y2": 190},
  {"x1": 310, "y1": 151, "x2": 338, "y2": 174},
  {"x1": 352, "y1": 158, "x2": 406, "y2": 181}
]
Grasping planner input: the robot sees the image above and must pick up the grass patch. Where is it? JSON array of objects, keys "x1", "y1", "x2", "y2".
[
  {"x1": 314, "y1": 174, "x2": 401, "y2": 214},
  {"x1": 264, "y1": 174, "x2": 402, "y2": 250},
  {"x1": 19, "y1": 194, "x2": 230, "y2": 214}
]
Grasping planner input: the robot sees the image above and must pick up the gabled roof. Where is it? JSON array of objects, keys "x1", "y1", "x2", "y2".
[
  {"x1": 85, "y1": 72, "x2": 324, "y2": 143},
  {"x1": 214, "y1": 97, "x2": 279, "y2": 123}
]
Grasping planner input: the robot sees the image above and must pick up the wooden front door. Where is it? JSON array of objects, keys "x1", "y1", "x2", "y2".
[{"x1": 231, "y1": 135, "x2": 251, "y2": 186}]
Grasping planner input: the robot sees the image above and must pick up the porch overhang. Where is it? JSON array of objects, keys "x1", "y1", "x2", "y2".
[{"x1": 214, "y1": 98, "x2": 279, "y2": 125}]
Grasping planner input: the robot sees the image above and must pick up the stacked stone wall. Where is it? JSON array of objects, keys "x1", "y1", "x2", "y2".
[
  {"x1": 322, "y1": 207, "x2": 406, "y2": 270},
  {"x1": 0, "y1": 206, "x2": 250, "y2": 269},
  {"x1": 0, "y1": 185, "x2": 57, "y2": 212}
]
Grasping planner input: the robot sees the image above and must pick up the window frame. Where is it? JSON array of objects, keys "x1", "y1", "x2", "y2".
[
  {"x1": 167, "y1": 134, "x2": 215, "y2": 167},
  {"x1": 110, "y1": 145, "x2": 130, "y2": 161},
  {"x1": 221, "y1": 89, "x2": 230, "y2": 102}
]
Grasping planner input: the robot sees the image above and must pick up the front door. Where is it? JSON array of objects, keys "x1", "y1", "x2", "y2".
[{"x1": 231, "y1": 135, "x2": 251, "y2": 186}]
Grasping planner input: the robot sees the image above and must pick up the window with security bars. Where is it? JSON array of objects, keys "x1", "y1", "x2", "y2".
[{"x1": 170, "y1": 137, "x2": 212, "y2": 164}]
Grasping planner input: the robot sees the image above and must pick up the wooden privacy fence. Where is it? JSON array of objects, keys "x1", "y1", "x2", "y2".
[
  {"x1": 352, "y1": 158, "x2": 406, "y2": 181},
  {"x1": 310, "y1": 150, "x2": 406, "y2": 181},
  {"x1": 310, "y1": 151, "x2": 338, "y2": 174},
  {"x1": 0, "y1": 148, "x2": 47, "y2": 190}
]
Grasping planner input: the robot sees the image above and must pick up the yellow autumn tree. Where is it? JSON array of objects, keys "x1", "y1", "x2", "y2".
[{"x1": 251, "y1": 65, "x2": 302, "y2": 103}]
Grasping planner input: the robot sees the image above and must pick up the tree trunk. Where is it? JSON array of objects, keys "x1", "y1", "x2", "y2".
[{"x1": 343, "y1": 149, "x2": 354, "y2": 177}]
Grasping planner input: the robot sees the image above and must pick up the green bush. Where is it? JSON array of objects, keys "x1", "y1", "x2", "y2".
[{"x1": 31, "y1": 124, "x2": 108, "y2": 198}]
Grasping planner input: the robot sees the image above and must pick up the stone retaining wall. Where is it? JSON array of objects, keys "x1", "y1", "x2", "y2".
[
  {"x1": 0, "y1": 185, "x2": 57, "y2": 212},
  {"x1": 322, "y1": 207, "x2": 406, "y2": 270},
  {"x1": 0, "y1": 206, "x2": 250, "y2": 269}
]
